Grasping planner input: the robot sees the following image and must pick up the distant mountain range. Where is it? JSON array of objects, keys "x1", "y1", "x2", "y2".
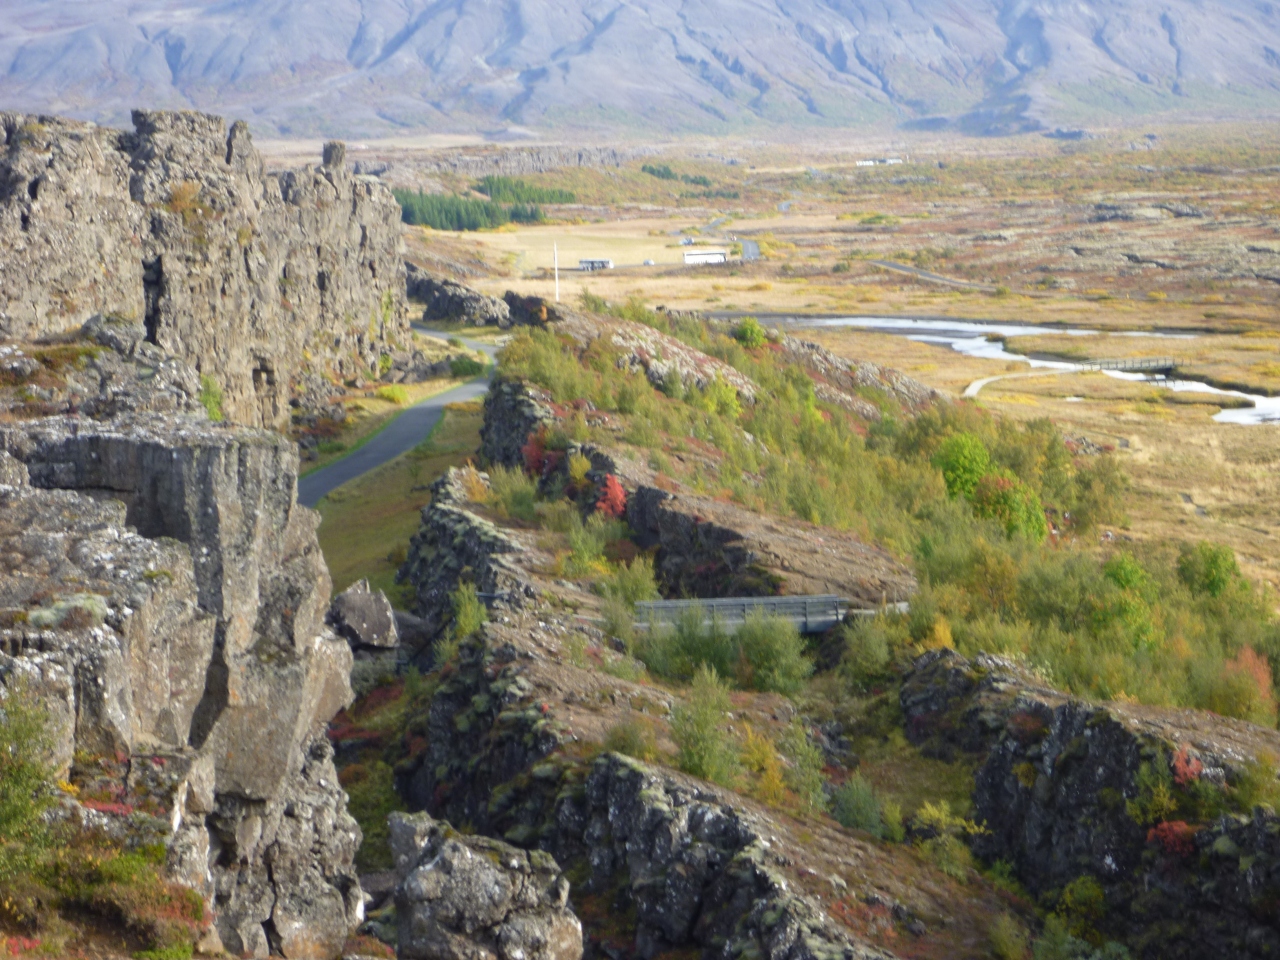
[{"x1": 4, "y1": 0, "x2": 1280, "y2": 138}]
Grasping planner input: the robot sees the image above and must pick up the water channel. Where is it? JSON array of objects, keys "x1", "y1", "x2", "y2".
[{"x1": 796, "y1": 317, "x2": 1280, "y2": 425}]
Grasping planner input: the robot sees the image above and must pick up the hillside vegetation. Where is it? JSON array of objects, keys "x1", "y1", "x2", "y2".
[{"x1": 498, "y1": 299, "x2": 1280, "y2": 722}]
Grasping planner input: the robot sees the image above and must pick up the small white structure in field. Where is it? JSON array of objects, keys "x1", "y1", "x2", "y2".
[
  {"x1": 579, "y1": 258, "x2": 614, "y2": 271},
  {"x1": 683, "y1": 249, "x2": 727, "y2": 266}
]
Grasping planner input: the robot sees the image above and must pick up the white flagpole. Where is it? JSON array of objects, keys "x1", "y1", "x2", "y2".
[{"x1": 554, "y1": 242, "x2": 560, "y2": 302}]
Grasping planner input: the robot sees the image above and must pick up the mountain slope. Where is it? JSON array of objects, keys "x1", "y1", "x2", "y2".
[{"x1": 3, "y1": 0, "x2": 1280, "y2": 136}]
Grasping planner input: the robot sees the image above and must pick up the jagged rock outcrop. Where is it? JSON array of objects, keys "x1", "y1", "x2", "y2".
[
  {"x1": 902, "y1": 649, "x2": 1280, "y2": 960},
  {"x1": 389, "y1": 812, "x2": 583, "y2": 960},
  {"x1": 625, "y1": 484, "x2": 915, "y2": 602},
  {"x1": 0, "y1": 110, "x2": 408, "y2": 429},
  {"x1": 480, "y1": 379, "x2": 559, "y2": 468},
  {"x1": 476, "y1": 377, "x2": 915, "y2": 603},
  {"x1": 0, "y1": 329, "x2": 362, "y2": 958},
  {"x1": 398, "y1": 468, "x2": 540, "y2": 642},
  {"x1": 779, "y1": 337, "x2": 940, "y2": 418},
  {"x1": 329, "y1": 579, "x2": 400, "y2": 652},
  {"x1": 406, "y1": 264, "x2": 512, "y2": 327}
]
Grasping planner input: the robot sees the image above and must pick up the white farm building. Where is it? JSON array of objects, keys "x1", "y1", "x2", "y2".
[{"x1": 683, "y1": 249, "x2": 728, "y2": 265}]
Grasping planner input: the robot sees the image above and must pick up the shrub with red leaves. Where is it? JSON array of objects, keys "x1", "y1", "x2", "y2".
[
  {"x1": 1148, "y1": 820, "x2": 1197, "y2": 859},
  {"x1": 82, "y1": 799, "x2": 135, "y2": 816},
  {"x1": 521, "y1": 430, "x2": 547, "y2": 477},
  {"x1": 596, "y1": 474, "x2": 627, "y2": 518},
  {"x1": 1172, "y1": 745, "x2": 1204, "y2": 787}
]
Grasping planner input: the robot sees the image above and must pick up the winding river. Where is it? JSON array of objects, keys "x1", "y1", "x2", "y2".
[{"x1": 797, "y1": 317, "x2": 1280, "y2": 425}]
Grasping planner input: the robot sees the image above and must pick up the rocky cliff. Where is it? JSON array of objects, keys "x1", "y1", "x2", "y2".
[
  {"x1": 902, "y1": 649, "x2": 1280, "y2": 959},
  {"x1": 0, "y1": 110, "x2": 408, "y2": 429},
  {"x1": 0, "y1": 321, "x2": 362, "y2": 958}
]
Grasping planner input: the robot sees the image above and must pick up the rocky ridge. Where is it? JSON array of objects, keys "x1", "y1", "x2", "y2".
[
  {"x1": 0, "y1": 110, "x2": 408, "y2": 429},
  {"x1": 0, "y1": 301, "x2": 362, "y2": 956},
  {"x1": 902, "y1": 649, "x2": 1280, "y2": 959},
  {"x1": 474, "y1": 370, "x2": 915, "y2": 604}
]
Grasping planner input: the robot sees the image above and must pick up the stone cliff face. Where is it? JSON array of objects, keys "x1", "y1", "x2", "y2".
[
  {"x1": 0, "y1": 110, "x2": 408, "y2": 428},
  {"x1": 902, "y1": 649, "x2": 1280, "y2": 959},
  {"x1": 0, "y1": 325, "x2": 361, "y2": 958}
]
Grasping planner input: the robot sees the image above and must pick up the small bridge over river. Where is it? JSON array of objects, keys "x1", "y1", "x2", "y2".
[
  {"x1": 634, "y1": 596, "x2": 909, "y2": 634},
  {"x1": 964, "y1": 356, "x2": 1177, "y2": 398},
  {"x1": 1076, "y1": 356, "x2": 1176, "y2": 373}
]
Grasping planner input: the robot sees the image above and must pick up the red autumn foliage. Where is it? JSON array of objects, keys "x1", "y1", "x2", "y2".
[
  {"x1": 4, "y1": 937, "x2": 41, "y2": 956},
  {"x1": 1148, "y1": 820, "x2": 1197, "y2": 859},
  {"x1": 82, "y1": 799, "x2": 135, "y2": 816},
  {"x1": 1007, "y1": 710, "x2": 1048, "y2": 744},
  {"x1": 596, "y1": 474, "x2": 627, "y2": 518},
  {"x1": 1224, "y1": 646, "x2": 1277, "y2": 720},
  {"x1": 1172, "y1": 745, "x2": 1204, "y2": 787},
  {"x1": 521, "y1": 430, "x2": 547, "y2": 477}
]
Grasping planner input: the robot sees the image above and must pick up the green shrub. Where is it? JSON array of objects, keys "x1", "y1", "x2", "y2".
[
  {"x1": 671, "y1": 665, "x2": 739, "y2": 785},
  {"x1": 1057, "y1": 875, "x2": 1106, "y2": 941},
  {"x1": 636, "y1": 607, "x2": 735, "y2": 680},
  {"x1": 733, "y1": 614, "x2": 813, "y2": 694},
  {"x1": 604, "y1": 717, "x2": 659, "y2": 762},
  {"x1": 933, "y1": 432, "x2": 990, "y2": 500},
  {"x1": 922, "y1": 833, "x2": 973, "y2": 880},
  {"x1": 451, "y1": 356, "x2": 487, "y2": 378},
  {"x1": 831, "y1": 774, "x2": 883, "y2": 836},
  {"x1": 990, "y1": 913, "x2": 1030, "y2": 960},
  {"x1": 733, "y1": 316, "x2": 767, "y2": 348},
  {"x1": 971, "y1": 472, "x2": 1048, "y2": 541},
  {"x1": 635, "y1": 611, "x2": 811, "y2": 695},
  {"x1": 198, "y1": 374, "x2": 224, "y2": 422},
  {"x1": 565, "y1": 513, "x2": 628, "y2": 576},
  {"x1": 435, "y1": 583, "x2": 486, "y2": 667},
  {"x1": 838, "y1": 617, "x2": 896, "y2": 687},
  {"x1": 0, "y1": 683, "x2": 54, "y2": 881},
  {"x1": 487, "y1": 465, "x2": 539, "y2": 523},
  {"x1": 1178, "y1": 541, "x2": 1242, "y2": 598},
  {"x1": 597, "y1": 556, "x2": 660, "y2": 608},
  {"x1": 777, "y1": 719, "x2": 827, "y2": 812},
  {"x1": 1126, "y1": 759, "x2": 1176, "y2": 826},
  {"x1": 341, "y1": 761, "x2": 399, "y2": 871},
  {"x1": 376, "y1": 384, "x2": 409, "y2": 405}
]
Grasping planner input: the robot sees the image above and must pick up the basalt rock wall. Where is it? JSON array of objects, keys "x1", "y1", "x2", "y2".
[
  {"x1": 0, "y1": 109, "x2": 408, "y2": 429},
  {"x1": 0, "y1": 331, "x2": 363, "y2": 957},
  {"x1": 902, "y1": 649, "x2": 1280, "y2": 960}
]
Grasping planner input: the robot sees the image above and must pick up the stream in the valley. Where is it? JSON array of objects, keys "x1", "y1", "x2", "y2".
[{"x1": 794, "y1": 316, "x2": 1280, "y2": 425}]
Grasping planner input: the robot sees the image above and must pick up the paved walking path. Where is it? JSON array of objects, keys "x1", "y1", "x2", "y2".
[{"x1": 297, "y1": 329, "x2": 498, "y2": 507}]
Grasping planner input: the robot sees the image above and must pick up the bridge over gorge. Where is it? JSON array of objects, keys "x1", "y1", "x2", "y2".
[
  {"x1": 964, "y1": 356, "x2": 1177, "y2": 398},
  {"x1": 633, "y1": 596, "x2": 910, "y2": 634}
]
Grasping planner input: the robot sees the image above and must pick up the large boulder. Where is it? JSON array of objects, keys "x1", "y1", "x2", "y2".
[
  {"x1": 329, "y1": 579, "x2": 400, "y2": 651},
  {"x1": 389, "y1": 812, "x2": 583, "y2": 960}
]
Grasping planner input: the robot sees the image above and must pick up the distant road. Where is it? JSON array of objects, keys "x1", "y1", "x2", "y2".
[
  {"x1": 740, "y1": 238, "x2": 761, "y2": 261},
  {"x1": 869, "y1": 259, "x2": 995, "y2": 291},
  {"x1": 297, "y1": 329, "x2": 498, "y2": 507}
]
